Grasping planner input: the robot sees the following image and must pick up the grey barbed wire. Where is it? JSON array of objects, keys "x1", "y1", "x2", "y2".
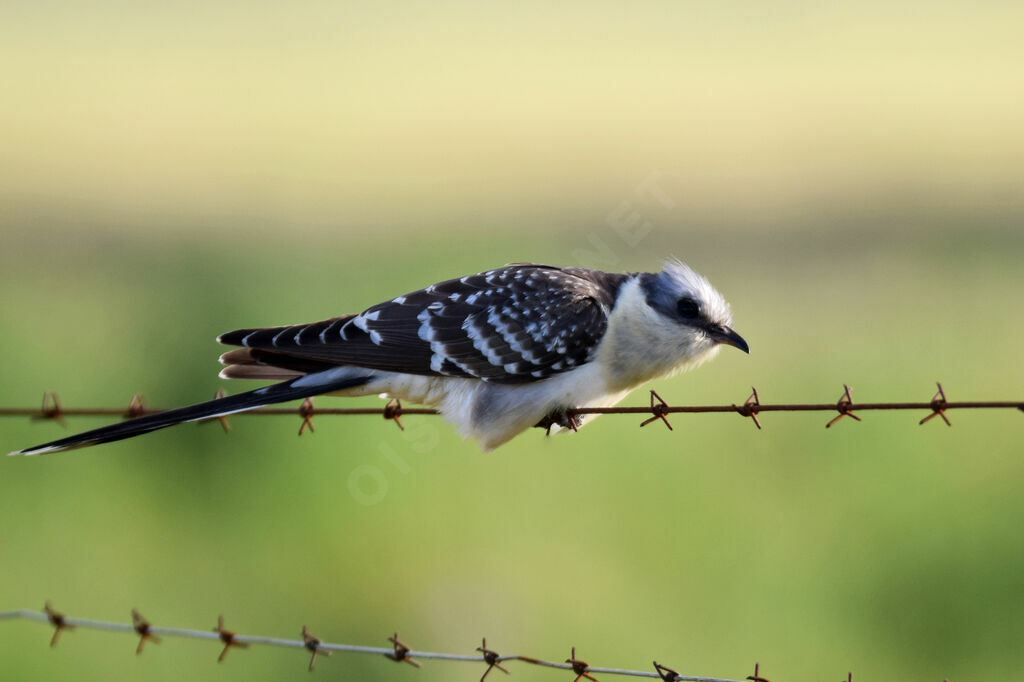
[
  {"x1": 0, "y1": 383, "x2": 1021, "y2": 434},
  {"x1": 0, "y1": 606, "x2": 752, "y2": 682}
]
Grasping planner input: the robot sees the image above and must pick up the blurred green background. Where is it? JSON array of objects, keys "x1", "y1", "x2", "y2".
[{"x1": 1, "y1": 2, "x2": 1022, "y2": 681}]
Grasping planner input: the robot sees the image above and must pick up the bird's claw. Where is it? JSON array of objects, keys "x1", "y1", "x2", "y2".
[{"x1": 534, "y1": 408, "x2": 582, "y2": 434}]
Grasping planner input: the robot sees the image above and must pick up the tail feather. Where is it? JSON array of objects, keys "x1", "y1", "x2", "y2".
[{"x1": 9, "y1": 369, "x2": 372, "y2": 456}]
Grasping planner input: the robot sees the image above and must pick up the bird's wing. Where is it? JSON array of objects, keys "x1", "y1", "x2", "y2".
[{"x1": 217, "y1": 265, "x2": 626, "y2": 384}]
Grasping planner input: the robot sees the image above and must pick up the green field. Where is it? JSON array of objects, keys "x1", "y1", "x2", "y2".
[
  {"x1": 2, "y1": 2, "x2": 1023, "y2": 679},
  {"x1": 1, "y1": 219, "x2": 1021, "y2": 682}
]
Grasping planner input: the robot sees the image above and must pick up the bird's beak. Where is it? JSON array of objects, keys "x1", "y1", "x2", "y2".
[{"x1": 708, "y1": 325, "x2": 749, "y2": 354}]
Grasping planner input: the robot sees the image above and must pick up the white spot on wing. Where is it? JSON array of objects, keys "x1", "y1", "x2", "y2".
[
  {"x1": 319, "y1": 319, "x2": 342, "y2": 343},
  {"x1": 417, "y1": 309, "x2": 437, "y2": 341},
  {"x1": 271, "y1": 328, "x2": 291, "y2": 346},
  {"x1": 487, "y1": 308, "x2": 542, "y2": 363},
  {"x1": 466, "y1": 315, "x2": 507, "y2": 368}
]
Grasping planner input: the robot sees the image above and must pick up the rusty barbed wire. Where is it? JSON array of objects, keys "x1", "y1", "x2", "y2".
[
  {"x1": 0, "y1": 605, "x2": 775, "y2": 682},
  {"x1": 1, "y1": 383, "x2": 1020, "y2": 436}
]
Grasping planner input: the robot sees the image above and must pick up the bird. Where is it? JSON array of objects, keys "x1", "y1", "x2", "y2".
[{"x1": 10, "y1": 259, "x2": 748, "y2": 456}]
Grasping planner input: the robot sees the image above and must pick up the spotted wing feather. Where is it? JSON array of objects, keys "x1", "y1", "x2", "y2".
[{"x1": 218, "y1": 265, "x2": 626, "y2": 384}]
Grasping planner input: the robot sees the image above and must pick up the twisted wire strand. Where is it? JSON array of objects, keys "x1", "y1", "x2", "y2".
[{"x1": 0, "y1": 608, "x2": 744, "y2": 682}]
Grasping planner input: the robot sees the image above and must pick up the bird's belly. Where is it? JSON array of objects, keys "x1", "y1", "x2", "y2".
[
  {"x1": 361, "y1": 373, "x2": 474, "y2": 408},
  {"x1": 346, "y1": 366, "x2": 633, "y2": 451}
]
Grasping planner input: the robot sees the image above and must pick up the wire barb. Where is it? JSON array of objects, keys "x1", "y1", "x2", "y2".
[
  {"x1": 43, "y1": 601, "x2": 74, "y2": 648},
  {"x1": 387, "y1": 632, "x2": 421, "y2": 668},
  {"x1": 35, "y1": 392, "x2": 66, "y2": 427},
  {"x1": 733, "y1": 387, "x2": 763, "y2": 429},
  {"x1": 746, "y1": 661, "x2": 770, "y2": 682},
  {"x1": 124, "y1": 393, "x2": 147, "y2": 420},
  {"x1": 131, "y1": 608, "x2": 161, "y2": 654},
  {"x1": 298, "y1": 397, "x2": 316, "y2": 435},
  {"x1": 639, "y1": 390, "x2": 674, "y2": 430},
  {"x1": 383, "y1": 398, "x2": 405, "y2": 431},
  {"x1": 825, "y1": 384, "x2": 861, "y2": 428},
  {"x1": 214, "y1": 615, "x2": 249, "y2": 662},
  {"x1": 208, "y1": 389, "x2": 232, "y2": 432},
  {"x1": 653, "y1": 660, "x2": 680, "y2": 682},
  {"x1": 477, "y1": 637, "x2": 510, "y2": 681},
  {"x1": 919, "y1": 382, "x2": 952, "y2": 426},
  {"x1": 566, "y1": 646, "x2": 598, "y2": 682},
  {"x1": 302, "y1": 625, "x2": 331, "y2": 671}
]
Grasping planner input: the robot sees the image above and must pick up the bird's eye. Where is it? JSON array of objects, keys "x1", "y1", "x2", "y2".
[{"x1": 676, "y1": 297, "x2": 700, "y2": 319}]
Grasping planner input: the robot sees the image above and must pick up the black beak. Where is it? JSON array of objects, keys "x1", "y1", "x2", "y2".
[{"x1": 708, "y1": 325, "x2": 749, "y2": 354}]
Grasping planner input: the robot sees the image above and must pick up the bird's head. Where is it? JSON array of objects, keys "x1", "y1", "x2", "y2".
[{"x1": 638, "y1": 258, "x2": 749, "y2": 362}]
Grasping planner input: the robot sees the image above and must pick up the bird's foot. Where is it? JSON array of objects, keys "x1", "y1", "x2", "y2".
[{"x1": 534, "y1": 408, "x2": 582, "y2": 435}]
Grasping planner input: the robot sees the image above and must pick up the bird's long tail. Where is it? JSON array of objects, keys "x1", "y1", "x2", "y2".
[{"x1": 8, "y1": 369, "x2": 373, "y2": 456}]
